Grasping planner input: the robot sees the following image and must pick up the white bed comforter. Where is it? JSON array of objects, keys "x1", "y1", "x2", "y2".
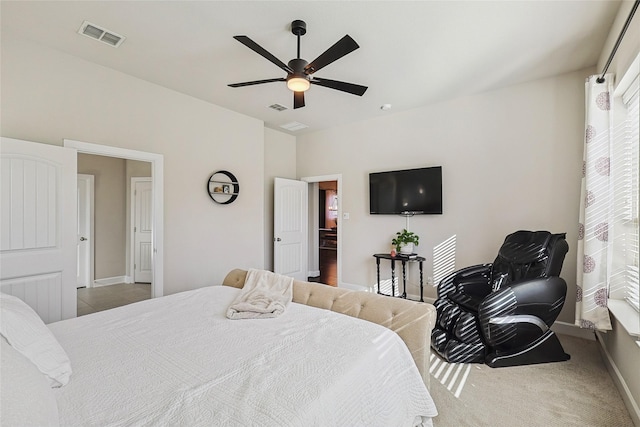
[{"x1": 49, "y1": 286, "x2": 437, "y2": 426}]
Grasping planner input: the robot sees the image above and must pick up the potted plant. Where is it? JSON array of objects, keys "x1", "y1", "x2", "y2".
[{"x1": 392, "y1": 229, "x2": 419, "y2": 254}]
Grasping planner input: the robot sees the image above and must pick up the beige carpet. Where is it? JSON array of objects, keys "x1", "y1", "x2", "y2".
[{"x1": 429, "y1": 334, "x2": 634, "y2": 427}]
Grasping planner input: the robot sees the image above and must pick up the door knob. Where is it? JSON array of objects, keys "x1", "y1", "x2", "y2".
[
  {"x1": 80, "y1": 237, "x2": 87, "y2": 241},
  {"x1": 275, "y1": 237, "x2": 281, "y2": 242}
]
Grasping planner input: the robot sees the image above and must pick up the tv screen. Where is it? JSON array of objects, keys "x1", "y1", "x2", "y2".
[{"x1": 369, "y1": 166, "x2": 442, "y2": 215}]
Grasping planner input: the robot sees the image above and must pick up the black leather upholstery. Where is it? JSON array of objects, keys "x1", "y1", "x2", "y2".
[{"x1": 431, "y1": 230, "x2": 570, "y2": 367}]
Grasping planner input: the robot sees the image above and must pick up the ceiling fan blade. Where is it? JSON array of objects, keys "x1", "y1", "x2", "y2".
[
  {"x1": 304, "y1": 35, "x2": 359, "y2": 75},
  {"x1": 293, "y1": 91, "x2": 305, "y2": 109},
  {"x1": 311, "y1": 78, "x2": 368, "y2": 96},
  {"x1": 233, "y1": 35, "x2": 293, "y2": 74},
  {"x1": 228, "y1": 78, "x2": 286, "y2": 88}
]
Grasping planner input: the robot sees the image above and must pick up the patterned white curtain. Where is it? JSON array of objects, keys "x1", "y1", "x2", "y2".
[{"x1": 576, "y1": 74, "x2": 614, "y2": 331}]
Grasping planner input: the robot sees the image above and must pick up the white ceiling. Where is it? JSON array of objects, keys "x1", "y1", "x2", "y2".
[{"x1": 1, "y1": 1, "x2": 621, "y2": 135}]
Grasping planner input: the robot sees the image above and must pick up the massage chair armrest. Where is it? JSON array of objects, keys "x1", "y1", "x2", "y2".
[
  {"x1": 453, "y1": 263, "x2": 492, "y2": 280},
  {"x1": 453, "y1": 264, "x2": 493, "y2": 296},
  {"x1": 489, "y1": 276, "x2": 568, "y2": 328},
  {"x1": 487, "y1": 314, "x2": 548, "y2": 330},
  {"x1": 437, "y1": 264, "x2": 492, "y2": 297},
  {"x1": 437, "y1": 264, "x2": 493, "y2": 312}
]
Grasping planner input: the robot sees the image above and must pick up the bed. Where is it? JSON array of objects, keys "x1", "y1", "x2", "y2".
[{"x1": 1, "y1": 269, "x2": 438, "y2": 426}]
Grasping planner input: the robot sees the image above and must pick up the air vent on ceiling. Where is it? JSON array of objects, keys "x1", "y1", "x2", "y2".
[
  {"x1": 268, "y1": 103, "x2": 288, "y2": 112},
  {"x1": 280, "y1": 121, "x2": 309, "y2": 132},
  {"x1": 78, "y1": 21, "x2": 125, "y2": 48}
]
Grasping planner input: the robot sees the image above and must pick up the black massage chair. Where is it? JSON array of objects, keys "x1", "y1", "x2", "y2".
[{"x1": 431, "y1": 230, "x2": 570, "y2": 367}]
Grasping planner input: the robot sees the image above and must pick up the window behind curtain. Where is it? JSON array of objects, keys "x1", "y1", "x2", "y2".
[
  {"x1": 611, "y1": 74, "x2": 639, "y2": 312},
  {"x1": 624, "y1": 79, "x2": 639, "y2": 311}
]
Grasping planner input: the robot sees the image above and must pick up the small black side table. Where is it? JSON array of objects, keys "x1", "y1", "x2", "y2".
[{"x1": 373, "y1": 253, "x2": 425, "y2": 302}]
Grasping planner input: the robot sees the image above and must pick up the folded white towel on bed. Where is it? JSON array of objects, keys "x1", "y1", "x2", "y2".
[{"x1": 226, "y1": 269, "x2": 293, "y2": 319}]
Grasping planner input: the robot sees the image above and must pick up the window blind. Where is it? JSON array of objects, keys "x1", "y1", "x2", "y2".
[{"x1": 623, "y1": 78, "x2": 639, "y2": 312}]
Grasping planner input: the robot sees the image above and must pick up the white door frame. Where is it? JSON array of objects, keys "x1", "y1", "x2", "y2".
[
  {"x1": 301, "y1": 174, "x2": 342, "y2": 287},
  {"x1": 77, "y1": 174, "x2": 95, "y2": 288},
  {"x1": 130, "y1": 177, "x2": 152, "y2": 283},
  {"x1": 64, "y1": 139, "x2": 164, "y2": 298}
]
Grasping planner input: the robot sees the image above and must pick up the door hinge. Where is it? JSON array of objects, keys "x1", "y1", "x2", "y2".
[{"x1": 134, "y1": 226, "x2": 137, "y2": 232}]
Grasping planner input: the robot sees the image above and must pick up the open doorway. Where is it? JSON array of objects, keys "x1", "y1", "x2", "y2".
[
  {"x1": 64, "y1": 139, "x2": 164, "y2": 317},
  {"x1": 311, "y1": 181, "x2": 337, "y2": 286},
  {"x1": 302, "y1": 174, "x2": 342, "y2": 287},
  {"x1": 75, "y1": 154, "x2": 153, "y2": 315},
  {"x1": 271, "y1": 174, "x2": 342, "y2": 286}
]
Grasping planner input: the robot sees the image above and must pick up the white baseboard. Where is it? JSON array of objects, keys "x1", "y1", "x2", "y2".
[
  {"x1": 551, "y1": 321, "x2": 596, "y2": 341},
  {"x1": 339, "y1": 281, "x2": 372, "y2": 291},
  {"x1": 93, "y1": 276, "x2": 127, "y2": 288},
  {"x1": 307, "y1": 270, "x2": 320, "y2": 278},
  {"x1": 402, "y1": 292, "x2": 432, "y2": 302},
  {"x1": 338, "y1": 283, "x2": 436, "y2": 303},
  {"x1": 595, "y1": 331, "x2": 640, "y2": 426}
]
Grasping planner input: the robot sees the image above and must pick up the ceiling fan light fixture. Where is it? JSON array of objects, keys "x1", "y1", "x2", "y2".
[
  {"x1": 287, "y1": 76, "x2": 310, "y2": 92},
  {"x1": 229, "y1": 20, "x2": 367, "y2": 108}
]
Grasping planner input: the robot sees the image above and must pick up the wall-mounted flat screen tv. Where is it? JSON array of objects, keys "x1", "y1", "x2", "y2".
[{"x1": 369, "y1": 166, "x2": 442, "y2": 215}]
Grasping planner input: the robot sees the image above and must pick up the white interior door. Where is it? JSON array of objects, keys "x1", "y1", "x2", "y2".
[
  {"x1": 77, "y1": 174, "x2": 94, "y2": 288},
  {"x1": 274, "y1": 177, "x2": 308, "y2": 281},
  {"x1": 133, "y1": 179, "x2": 152, "y2": 283},
  {"x1": 1, "y1": 137, "x2": 77, "y2": 322}
]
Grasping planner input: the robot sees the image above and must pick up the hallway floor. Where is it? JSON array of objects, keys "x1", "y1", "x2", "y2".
[
  {"x1": 77, "y1": 283, "x2": 151, "y2": 316},
  {"x1": 309, "y1": 248, "x2": 337, "y2": 286}
]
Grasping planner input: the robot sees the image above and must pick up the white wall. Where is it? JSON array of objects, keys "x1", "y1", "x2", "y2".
[
  {"x1": 263, "y1": 128, "x2": 297, "y2": 270},
  {"x1": 297, "y1": 68, "x2": 589, "y2": 324},
  {"x1": 1, "y1": 38, "x2": 266, "y2": 295}
]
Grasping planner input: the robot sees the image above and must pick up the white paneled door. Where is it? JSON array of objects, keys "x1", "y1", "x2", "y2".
[
  {"x1": 133, "y1": 179, "x2": 152, "y2": 283},
  {"x1": 1, "y1": 137, "x2": 77, "y2": 322},
  {"x1": 273, "y1": 177, "x2": 308, "y2": 281}
]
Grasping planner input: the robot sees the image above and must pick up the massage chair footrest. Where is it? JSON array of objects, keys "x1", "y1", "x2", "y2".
[{"x1": 432, "y1": 329, "x2": 486, "y2": 364}]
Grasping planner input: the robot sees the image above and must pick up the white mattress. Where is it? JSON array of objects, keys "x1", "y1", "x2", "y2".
[{"x1": 49, "y1": 286, "x2": 437, "y2": 426}]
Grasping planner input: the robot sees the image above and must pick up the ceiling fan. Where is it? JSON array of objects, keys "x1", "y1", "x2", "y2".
[{"x1": 228, "y1": 20, "x2": 368, "y2": 109}]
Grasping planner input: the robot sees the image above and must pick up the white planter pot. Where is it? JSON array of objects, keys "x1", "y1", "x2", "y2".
[{"x1": 400, "y1": 242, "x2": 414, "y2": 254}]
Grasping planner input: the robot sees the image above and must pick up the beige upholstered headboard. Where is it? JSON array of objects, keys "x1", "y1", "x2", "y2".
[{"x1": 222, "y1": 269, "x2": 436, "y2": 388}]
